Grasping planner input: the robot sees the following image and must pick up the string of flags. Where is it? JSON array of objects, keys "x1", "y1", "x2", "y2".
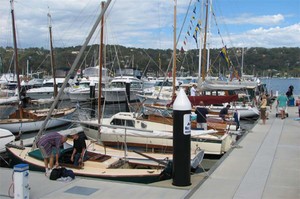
[{"x1": 181, "y1": 0, "x2": 201, "y2": 52}]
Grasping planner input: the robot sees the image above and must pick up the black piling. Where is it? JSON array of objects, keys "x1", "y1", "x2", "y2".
[
  {"x1": 172, "y1": 89, "x2": 192, "y2": 186},
  {"x1": 125, "y1": 82, "x2": 130, "y2": 112},
  {"x1": 90, "y1": 83, "x2": 96, "y2": 118}
]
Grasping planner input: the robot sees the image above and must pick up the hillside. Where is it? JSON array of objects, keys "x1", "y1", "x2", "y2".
[{"x1": 0, "y1": 46, "x2": 299, "y2": 78}]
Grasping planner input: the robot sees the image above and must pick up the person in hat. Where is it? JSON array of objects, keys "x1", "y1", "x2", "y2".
[
  {"x1": 69, "y1": 130, "x2": 87, "y2": 167},
  {"x1": 37, "y1": 132, "x2": 68, "y2": 176}
]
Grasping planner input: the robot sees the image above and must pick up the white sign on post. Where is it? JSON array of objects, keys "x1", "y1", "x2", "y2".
[{"x1": 183, "y1": 114, "x2": 191, "y2": 135}]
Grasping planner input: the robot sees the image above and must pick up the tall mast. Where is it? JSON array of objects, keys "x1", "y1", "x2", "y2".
[
  {"x1": 172, "y1": 0, "x2": 177, "y2": 98},
  {"x1": 241, "y1": 47, "x2": 244, "y2": 77},
  {"x1": 32, "y1": 0, "x2": 111, "y2": 149},
  {"x1": 98, "y1": 1, "x2": 105, "y2": 125},
  {"x1": 206, "y1": 0, "x2": 212, "y2": 74},
  {"x1": 10, "y1": 0, "x2": 22, "y2": 103},
  {"x1": 201, "y1": 0, "x2": 209, "y2": 81},
  {"x1": 48, "y1": 12, "x2": 58, "y2": 97}
]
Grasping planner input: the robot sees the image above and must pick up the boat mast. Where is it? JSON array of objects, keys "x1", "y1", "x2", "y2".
[
  {"x1": 206, "y1": 0, "x2": 212, "y2": 74},
  {"x1": 98, "y1": 1, "x2": 105, "y2": 125},
  {"x1": 201, "y1": 0, "x2": 209, "y2": 81},
  {"x1": 172, "y1": 0, "x2": 177, "y2": 98},
  {"x1": 48, "y1": 12, "x2": 58, "y2": 97},
  {"x1": 241, "y1": 47, "x2": 244, "y2": 77},
  {"x1": 32, "y1": 0, "x2": 111, "y2": 149},
  {"x1": 10, "y1": 0, "x2": 21, "y2": 100},
  {"x1": 10, "y1": 0, "x2": 23, "y2": 117}
]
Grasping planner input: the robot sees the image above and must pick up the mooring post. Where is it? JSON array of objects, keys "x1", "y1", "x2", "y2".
[
  {"x1": 90, "y1": 81, "x2": 96, "y2": 118},
  {"x1": 172, "y1": 88, "x2": 192, "y2": 186},
  {"x1": 125, "y1": 80, "x2": 130, "y2": 112}
]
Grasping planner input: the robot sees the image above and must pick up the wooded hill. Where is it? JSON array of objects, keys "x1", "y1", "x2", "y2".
[{"x1": 0, "y1": 46, "x2": 299, "y2": 78}]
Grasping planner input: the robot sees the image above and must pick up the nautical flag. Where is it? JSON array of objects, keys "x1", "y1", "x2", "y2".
[
  {"x1": 192, "y1": 15, "x2": 195, "y2": 20},
  {"x1": 196, "y1": 21, "x2": 201, "y2": 29},
  {"x1": 193, "y1": 6, "x2": 196, "y2": 14},
  {"x1": 187, "y1": 31, "x2": 190, "y2": 36},
  {"x1": 193, "y1": 32, "x2": 197, "y2": 44},
  {"x1": 220, "y1": 46, "x2": 230, "y2": 66},
  {"x1": 183, "y1": 40, "x2": 186, "y2": 45}
]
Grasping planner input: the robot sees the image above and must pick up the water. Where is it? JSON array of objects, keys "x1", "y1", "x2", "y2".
[{"x1": 261, "y1": 77, "x2": 300, "y2": 96}]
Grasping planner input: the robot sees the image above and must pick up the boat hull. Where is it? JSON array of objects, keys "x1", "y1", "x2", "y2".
[
  {"x1": 6, "y1": 146, "x2": 163, "y2": 184},
  {"x1": 103, "y1": 89, "x2": 140, "y2": 103},
  {"x1": 0, "y1": 128, "x2": 15, "y2": 153},
  {"x1": 82, "y1": 125, "x2": 233, "y2": 155},
  {"x1": 0, "y1": 108, "x2": 76, "y2": 134}
]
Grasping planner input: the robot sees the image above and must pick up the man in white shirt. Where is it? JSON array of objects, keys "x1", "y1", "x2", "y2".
[{"x1": 190, "y1": 85, "x2": 197, "y2": 96}]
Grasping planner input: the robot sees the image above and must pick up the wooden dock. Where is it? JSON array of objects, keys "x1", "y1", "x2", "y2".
[{"x1": 0, "y1": 105, "x2": 299, "y2": 199}]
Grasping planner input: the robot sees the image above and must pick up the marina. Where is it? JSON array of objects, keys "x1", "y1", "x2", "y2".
[
  {"x1": 0, "y1": 0, "x2": 299, "y2": 198},
  {"x1": 0, "y1": 103, "x2": 299, "y2": 198}
]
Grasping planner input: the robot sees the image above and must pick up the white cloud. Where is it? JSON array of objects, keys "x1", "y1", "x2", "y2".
[
  {"x1": 209, "y1": 23, "x2": 300, "y2": 48},
  {"x1": 0, "y1": 0, "x2": 298, "y2": 49},
  {"x1": 222, "y1": 14, "x2": 285, "y2": 26}
]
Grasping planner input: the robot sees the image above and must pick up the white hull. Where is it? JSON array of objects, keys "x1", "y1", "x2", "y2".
[
  {"x1": 82, "y1": 125, "x2": 233, "y2": 155},
  {"x1": 103, "y1": 89, "x2": 139, "y2": 102},
  {"x1": 0, "y1": 108, "x2": 75, "y2": 133},
  {"x1": 0, "y1": 128, "x2": 15, "y2": 153},
  {"x1": 68, "y1": 90, "x2": 99, "y2": 102},
  {"x1": 26, "y1": 91, "x2": 69, "y2": 100},
  {"x1": 210, "y1": 106, "x2": 259, "y2": 118},
  {"x1": 137, "y1": 94, "x2": 171, "y2": 105}
]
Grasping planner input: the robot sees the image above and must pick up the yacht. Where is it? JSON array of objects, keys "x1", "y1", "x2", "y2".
[
  {"x1": 26, "y1": 78, "x2": 73, "y2": 100},
  {"x1": 102, "y1": 76, "x2": 143, "y2": 103}
]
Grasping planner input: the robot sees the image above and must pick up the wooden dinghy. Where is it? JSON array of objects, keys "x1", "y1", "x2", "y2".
[
  {"x1": 65, "y1": 139, "x2": 205, "y2": 167},
  {"x1": 6, "y1": 143, "x2": 167, "y2": 183}
]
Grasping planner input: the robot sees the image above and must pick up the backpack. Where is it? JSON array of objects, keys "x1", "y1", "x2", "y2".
[{"x1": 49, "y1": 167, "x2": 75, "y2": 180}]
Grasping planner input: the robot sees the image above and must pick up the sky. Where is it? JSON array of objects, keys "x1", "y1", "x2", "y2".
[{"x1": 0, "y1": 0, "x2": 299, "y2": 50}]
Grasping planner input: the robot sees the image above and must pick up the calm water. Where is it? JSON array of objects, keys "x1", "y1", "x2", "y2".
[{"x1": 261, "y1": 77, "x2": 300, "y2": 96}]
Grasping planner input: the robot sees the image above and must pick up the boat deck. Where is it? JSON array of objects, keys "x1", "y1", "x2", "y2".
[{"x1": 0, "y1": 104, "x2": 299, "y2": 198}]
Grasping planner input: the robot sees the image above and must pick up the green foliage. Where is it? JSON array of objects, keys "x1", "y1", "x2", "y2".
[{"x1": 0, "y1": 46, "x2": 299, "y2": 77}]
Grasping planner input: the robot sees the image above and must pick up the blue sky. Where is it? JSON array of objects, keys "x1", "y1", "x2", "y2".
[{"x1": 0, "y1": 0, "x2": 299, "y2": 49}]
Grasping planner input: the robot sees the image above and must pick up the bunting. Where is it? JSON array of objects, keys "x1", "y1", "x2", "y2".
[{"x1": 181, "y1": 1, "x2": 201, "y2": 51}]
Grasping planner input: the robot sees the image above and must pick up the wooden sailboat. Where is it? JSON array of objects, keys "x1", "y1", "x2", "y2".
[
  {"x1": 6, "y1": 144, "x2": 166, "y2": 183},
  {"x1": 0, "y1": 3, "x2": 76, "y2": 134},
  {"x1": 6, "y1": 0, "x2": 171, "y2": 183}
]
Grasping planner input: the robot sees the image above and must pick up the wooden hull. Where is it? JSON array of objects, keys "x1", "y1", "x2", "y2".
[
  {"x1": 0, "y1": 108, "x2": 76, "y2": 134},
  {"x1": 6, "y1": 146, "x2": 164, "y2": 184}
]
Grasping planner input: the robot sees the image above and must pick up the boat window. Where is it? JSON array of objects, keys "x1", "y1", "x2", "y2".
[
  {"x1": 125, "y1": 120, "x2": 135, "y2": 127},
  {"x1": 110, "y1": 119, "x2": 125, "y2": 126},
  {"x1": 43, "y1": 83, "x2": 53, "y2": 87},
  {"x1": 130, "y1": 82, "x2": 142, "y2": 89},
  {"x1": 110, "y1": 82, "x2": 125, "y2": 88}
]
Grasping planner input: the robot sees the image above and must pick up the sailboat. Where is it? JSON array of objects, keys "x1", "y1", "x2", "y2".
[
  {"x1": 0, "y1": 1, "x2": 76, "y2": 134},
  {"x1": 79, "y1": 1, "x2": 234, "y2": 156},
  {"x1": 6, "y1": 0, "x2": 171, "y2": 183}
]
